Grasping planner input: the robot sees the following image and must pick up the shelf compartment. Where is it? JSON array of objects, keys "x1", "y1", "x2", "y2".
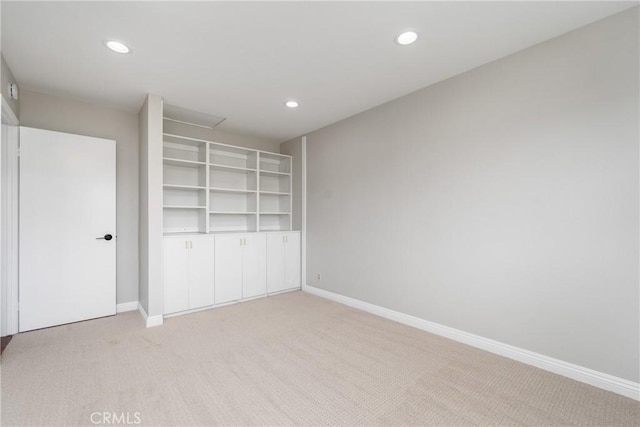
[
  {"x1": 210, "y1": 187, "x2": 256, "y2": 194},
  {"x1": 210, "y1": 213, "x2": 257, "y2": 233},
  {"x1": 260, "y1": 152, "x2": 291, "y2": 174},
  {"x1": 164, "y1": 160, "x2": 207, "y2": 187},
  {"x1": 164, "y1": 207, "x2": 207, "y2": 234},
  {"x1": 259, "y1": 193, "x2": 290, "y2": 213},
  {"x1": 259, "y1": 169, "x2": 290, "y2": 177},
  {"x1": 259, "y1": 190, "x2": 289, "y2": 195},
  {"x1": 259, "y1": 214, "x2": 291, "y2": 232},
  {"x1": 210, "y1": 143, "x2": 258, "y2": 170},
  {"x1": 259, "y1": 172, "x2": 290, "y2": 193},
  {"x1": 210, "y1": 191, "x2": 256, "y2": 213},
  {"x1": 210, "y1": 167, "x2": 257, "y2": 191},
  {"x1": 164, "y1": 184, "x2": 206, "y2": 190},
  {"x1": 163, "y1": 134, "x2": 207, "y2": 163},
  {"x1": 163, "y1": 158, "x2": 207, "y2": 168},
  {"x1": 209, "y1": 211, "x2": 257, "y2": 214},
  {"x1": 209, "y1": 163, "x2": 257, "y2": 173},
  {"x1": 164, "y1": 187, "x2": 206, "y2": 208}
]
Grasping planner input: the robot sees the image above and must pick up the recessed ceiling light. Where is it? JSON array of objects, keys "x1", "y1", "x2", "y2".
[
  {"x1": 104, "y1": 40, "x2": 130, "y2": 54},
  {"x1": 396, "y1": 31, "x2": 418, "y2": 46},
  {"x1": 285, "y1": 100, "x2": 299, "y2": 108}
]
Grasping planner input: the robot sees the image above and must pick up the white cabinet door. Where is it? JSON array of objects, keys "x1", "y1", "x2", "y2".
[
  {"x1": 164, "y1": 239, "x2": 190, "y2": 314},
  {"x1": 242, "y1": 233, "x2": 267, "y2": 299},
  {"x1": 214, "y1": 235, "x2": 243, "y2": 304},
  {"x1": 266, "y1": 233, "x2": 286, "y2": 293},
  {"x1": 284, "y1": 232, "x2": 301, "y2": 290},
  {"x1": 188, "y1": 236, "x2": 215, "y2": 309}
]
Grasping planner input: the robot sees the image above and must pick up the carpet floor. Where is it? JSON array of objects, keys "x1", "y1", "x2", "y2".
[{"x1": 1, "y1": 291, "x2": 638, "y2": 426}]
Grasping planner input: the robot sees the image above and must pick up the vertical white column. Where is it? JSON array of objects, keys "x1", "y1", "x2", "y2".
[
  {"x1": 301, "y1": 136, "x2": 307, "y2": 289},
  {"x1": 256, "y1": 152, "x2": 261, "y2": 232},
  {"x1": 205, "y1": 142, "x2": 210, "y2": 234}
]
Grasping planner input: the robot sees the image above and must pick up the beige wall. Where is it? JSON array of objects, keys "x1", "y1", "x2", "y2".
[
  {"x1": 280, "y1": 137, "x2": 302, "y2": 231},
  {"x1": 305, "y1": 8, "x2": 639, "y2": 382},
  {"x1": 1, "y1": 54, "x2": 19, "y2": 118},
  {"x1": 19, "y1": 89, "x2": 139, "y2": 304}
]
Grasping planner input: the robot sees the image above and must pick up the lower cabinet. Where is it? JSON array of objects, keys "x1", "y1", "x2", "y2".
[
  {"x1": 163, "y1": 231, "x2": 300, "y2": 316},
  {"x1": 267, "y1": 232, "x2": 301, "y2": 293},
  {"x1": 241, "y1": 234, "x2": 268, "y2": 299},
  {"x1": 163, "y1": 236, "x2": 215, "y2": 314},
  {"x1": 214, "y1": 233, "x2": 267, "y2": 304}
]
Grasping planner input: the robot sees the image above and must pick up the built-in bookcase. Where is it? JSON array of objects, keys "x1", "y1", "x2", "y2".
[
  {"x1": 162, "y1": 133, "x2": 292, "y2": 234},
  {"x1": 162, "y1": 135, "x2": 207, "y2": 234}
]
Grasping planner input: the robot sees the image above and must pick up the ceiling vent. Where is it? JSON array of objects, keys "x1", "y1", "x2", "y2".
[{"x1": 163, "y1": 103, "x2": 226, "y2": 129}]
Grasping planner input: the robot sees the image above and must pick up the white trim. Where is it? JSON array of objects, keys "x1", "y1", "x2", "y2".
[
  {"x1": 116, "y1": 301, "x2": 138, "y2": 313},
  {"x1": 137, "y1": 302, "x2": 163, "y2": 327},
  {"x1": 1, "y1": 96, "x2": 19, "y2": 125},
  {"x1": 146, "y1": 314, "x2": 163, "y2": 327},
  {"x1": 301, "y1": 136, "x2": 307, "y2": 290},
  {"x1": 267, "y1": 287, "x2": 300, "y2": 297},
  {"x1": 304, "y1": 285, "x2": 640, "y2": 401},
  {"x1": 164, "y1": 302, "x2": 234, "y2": 318},
  {"x1": 163, "y1": 133, "x2": 290, "y2": 158},
  {"x1": 1, "y1": 102, "x2": 19, "y2": 336},
  {"x1": 164, "y1": 289, "x2": 301, "y2": 319},
  {"x1": 163, "y1": 299, "x2": 244, "y2": 319}
]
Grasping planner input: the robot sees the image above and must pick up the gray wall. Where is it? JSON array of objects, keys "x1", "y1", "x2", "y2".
[
  {"x1": 1, "y1": 54, "x2": 19, "y2": 118},
  {"x1": 280, "y1": 137, "x2": 302, "y2": 231},
  {"x1": 20, "y1": 89, "x2": 139, "y2": 305},
  {"x1": 305, "y1": 8, "x2": 639, "y2": 382}
]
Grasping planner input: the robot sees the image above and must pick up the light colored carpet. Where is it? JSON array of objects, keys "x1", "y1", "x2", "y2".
[{"x1": 1, "y1": 291, "x2": 638, "y2": 426}]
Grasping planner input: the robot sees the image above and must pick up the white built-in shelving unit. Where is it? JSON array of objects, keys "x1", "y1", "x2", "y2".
[
  {"x1": 158, "y1": 105, "x2": 300, "y2": 319},
  {"x1": 162, "y1": 133, "x2": 292, "y2": 235}
]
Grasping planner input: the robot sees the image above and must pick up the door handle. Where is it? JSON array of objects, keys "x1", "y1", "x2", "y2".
[{"x1": 96, "y1": 234, "x2": 113, "y2": 241}]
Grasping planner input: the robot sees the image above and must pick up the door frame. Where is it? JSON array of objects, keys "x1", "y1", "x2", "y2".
[{"x1": 1, "y1": 96, "x2": 20, "y2": 336}]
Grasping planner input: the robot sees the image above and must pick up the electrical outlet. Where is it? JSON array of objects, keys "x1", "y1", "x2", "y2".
[{"x1": 316, "y1": 273, "x2": 321, "y2": 281}]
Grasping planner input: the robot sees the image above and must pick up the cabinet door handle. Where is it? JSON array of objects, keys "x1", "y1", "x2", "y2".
[
  {"x1": 185, "y1": 240, "x2": 189, "y2": 249},
  {"x1": 190, "y1": 241, "x2": 193, "y2": 249}
]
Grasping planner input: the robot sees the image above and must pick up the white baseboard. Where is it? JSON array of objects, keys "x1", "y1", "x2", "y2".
[
  {"x1": 116, "y1": 301, "x2": 138, "y2": 313},
  {"x1": 164, "y1": 289, "x2": 301, "y2": 319},
  {"x1": 137, "y1": 303, "x2": 163, "y2": 328},
  {"x1": 304, "y1": 285, "x2": 640, "y2": 401},
  {"x1": 267, "y1": 287, "x2": 301, "y2": 297}
]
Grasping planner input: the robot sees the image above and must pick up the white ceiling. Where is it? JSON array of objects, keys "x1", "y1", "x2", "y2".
[{"x1": 1, "y1": 1, "x2": 636, "y2": 142}]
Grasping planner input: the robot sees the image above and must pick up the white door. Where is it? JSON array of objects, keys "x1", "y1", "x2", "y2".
[
  {"x1": 284, "y1": 232, "x2": 301, "y2": 290},
  {"x1": 266, "y1": 233, "x2": 285, "y2": 293},
  {"x1": 242, "y1": 233, "x2": 266, "y2": 299},
  {"x1": 188, "y1": 236, "x2": 215, "y2": 309},
  {"x1": 19, "y1": 127, "x2": 116, "y2": 332},
  {"x1": 214, "y1": 235, "x2": 242, "y2": 304},
  {"x1": 163, "y1": 238, "x2": 189, "y2": 314}
]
